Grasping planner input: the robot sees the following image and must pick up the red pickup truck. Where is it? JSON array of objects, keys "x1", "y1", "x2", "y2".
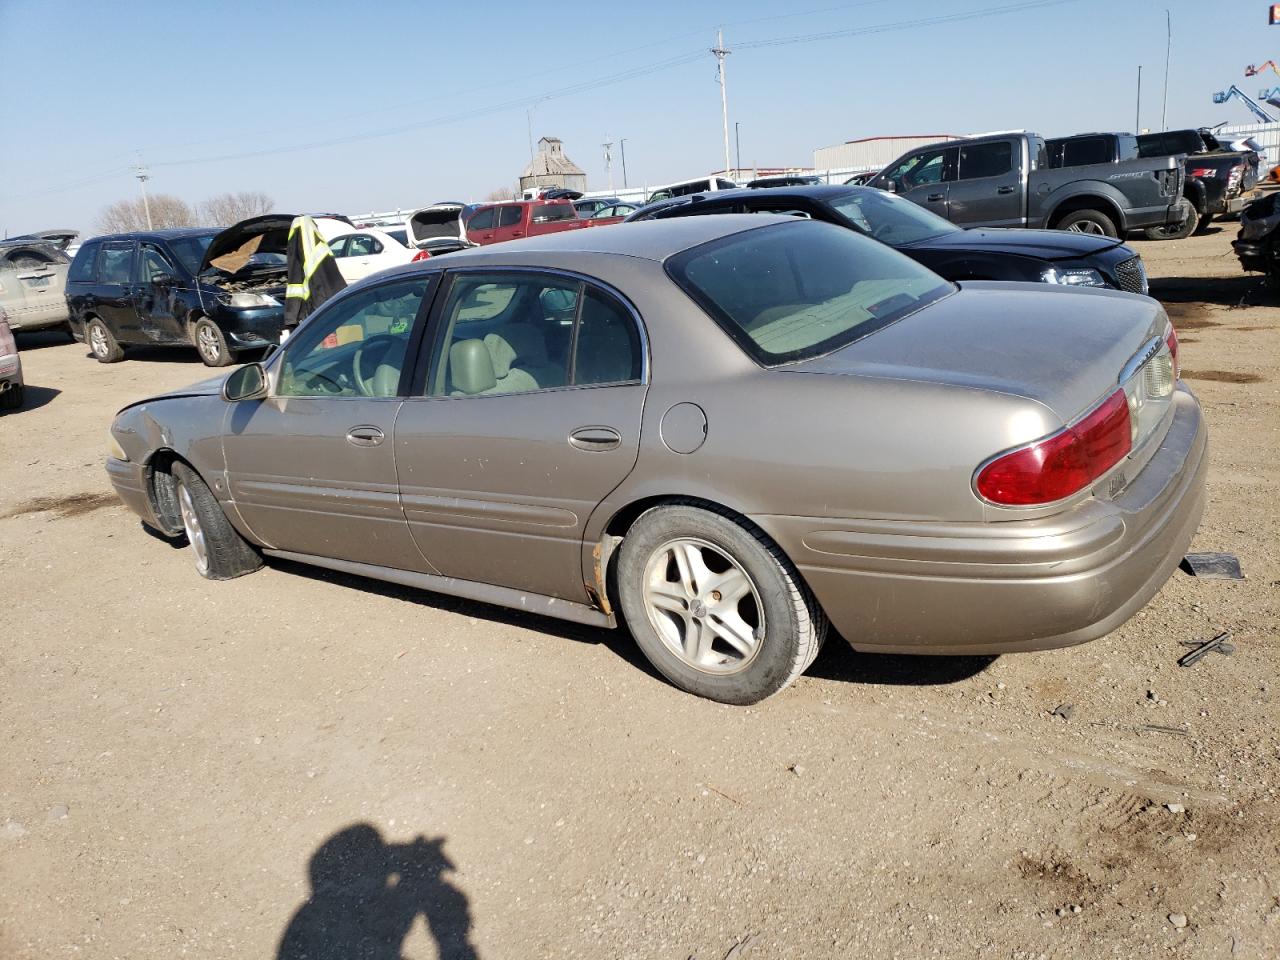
[{"x1": 464, "y1": 199, "x2": 591, "y2": 246}]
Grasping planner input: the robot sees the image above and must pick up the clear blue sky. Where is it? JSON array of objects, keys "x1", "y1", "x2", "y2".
[{"x1": 0, "y1": 0, "x2": 1273, "y2": 235}]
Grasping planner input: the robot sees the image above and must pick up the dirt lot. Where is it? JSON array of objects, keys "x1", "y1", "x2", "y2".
[{"x1": 2, "y1": 226, "x2": 1278, "y2": 960}]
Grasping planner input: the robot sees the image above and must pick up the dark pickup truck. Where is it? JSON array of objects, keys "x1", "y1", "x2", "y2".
[
  {"x1": 1138, "y1": 129, "x2": 1260, "y2": 233},
  {"x1": 867, "y1": 131, "x2": 1186, "y2": 238},
  {"x1": 1047, "y1": 130, "x2": 1260, "y2": 238}
]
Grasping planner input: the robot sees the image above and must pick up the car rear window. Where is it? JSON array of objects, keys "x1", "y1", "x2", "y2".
[
  {"x1": 531, "y1": 203, "x2": 576, "y2": 223},
  {"x1": 667, "y1": 220, "x2": 952, "y2": 365}
]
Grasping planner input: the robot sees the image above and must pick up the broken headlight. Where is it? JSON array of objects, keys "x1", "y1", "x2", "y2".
[{"x1": 219, "y1": 292, "x2": 280, "y2": 309}]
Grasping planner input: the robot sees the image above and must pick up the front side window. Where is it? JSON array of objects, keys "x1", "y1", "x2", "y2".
[
  {"x1": 958, "y1": 141, "x2": 1014, "y2": 180},
  {"x1": 498, "y1": 206, "x2": 522, "y2": 227},
  {"x1": 648, "y1": 189, "x2": 673, "y2": 203},
  {"x1": 884, "y1": 147, "x2": 953, "y2": 189},
  {"x1": 829, "y1": 189, "x2": 960, "y2": 245},
  {"x1": 166, "y1": 233, "x2": 216, "y2": 276},
  {"x1": 348, "y1": 235, "x2": 382, "y2": 256},
  {"x1": 98, "y1": 242, "x2": 135, "y2": 285},
  {"x1": 429, "y1": 273, "x2": 641, "y2": 397},
  {"x1": 328, "y1": 236, "x2": 350, "y2": 258},
  {"x1": 468, "y1": 207, "x2": 497, "y2": 230},
  {"x1": 277, "y1": 277, "x2": 431, "y2": 398},
  {"x1": 139, "y1": 244, "x2": 174, "y2": 282},
  {"x1": 667, "y1": 220, "x2": 952, "y2": 366}
]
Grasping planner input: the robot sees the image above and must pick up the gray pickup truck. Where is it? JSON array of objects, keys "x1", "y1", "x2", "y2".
[{"x1": 866, "y1": 131, "x2": 1186, "y2": 238}]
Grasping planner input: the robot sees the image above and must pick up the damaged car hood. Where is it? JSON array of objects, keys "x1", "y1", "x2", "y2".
[{"x1": 199, "y1": 214, "x2": 296, "y2": 275}]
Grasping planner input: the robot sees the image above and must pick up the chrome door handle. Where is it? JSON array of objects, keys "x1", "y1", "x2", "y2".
[
  {"x1": 568, "y1": 426, "x2": 621, "y2": 451},
  {"x1": 926, "y1": 193, "x2": 945, "y2": 202},
  {"x1": 997, "y1": 185, "x2": 1015, "y2": 194},
  {"x1": 346, "y1": 425, "x2": 385, "y2": 447}
]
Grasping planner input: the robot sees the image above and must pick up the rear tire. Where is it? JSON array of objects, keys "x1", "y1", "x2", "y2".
[
  {"x1": 1056, "y1": 209, "x2": 1119, "y2": 238},
  {"x1": 1144, "y1": 201, "x2": 1199, "y2": 240},
  {"x1": 192, "y1": 318, "x2": 234, "y2": 367},
  {"x1": 616, "y1": 502, "x2": 827, "y2": 705},
  {"x1": 85, "y1": 317, "x2": 124, "y2": 363},
  {"x1": 0, "y1": 384, "x2": 23, "y2": 411},
  {"x1": 170, "y1": 462, "x2": 262, "y2": 580}
]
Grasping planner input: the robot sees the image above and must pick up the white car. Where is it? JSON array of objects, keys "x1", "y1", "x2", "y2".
[{"x1": 326, "y1": 229, "x2": 417, "y2": 282}]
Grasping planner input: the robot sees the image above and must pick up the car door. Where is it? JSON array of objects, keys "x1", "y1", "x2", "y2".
[
  {"x1": 221, "y1": 274, "x2": 437, "y2": 570},
  {"x1": 94, "y1": 240, "x2": 144, "y2": 342},
  {"x1": 465, "y1": 206, "x2": 498, "y2": 245},
  {"x1": 133, "y1": 242, "x2": 186, "y2": 342},
  {"x1": 394, "y1": 269, "x2": 647, "y2": 601},
  {"x1": 490, "y1": 205, "x2": 525, "y2": 243},
  {"x1": 946, "y1": 138, "x2": 1023, "y2": 228},
  {"x1": 879, "y1": 145, "x2": 957, "y2": 218}
]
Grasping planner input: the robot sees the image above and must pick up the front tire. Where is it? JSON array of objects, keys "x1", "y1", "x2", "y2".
[
  {"x1": 192, "y1": 318, "x2": 234, "y2": 367},
  {"x1": 170, "y1": 462, "x2": 263, "y2": 580},
  {"x1": 1056, "y1": 209, "x2": 1119, "y2": 238},
  {"x1": 616, "y1": 503, "x2": 827, "y2": 704},
  {"x1": 85, "y1": 317, "x2": 124, "y2": 363}
]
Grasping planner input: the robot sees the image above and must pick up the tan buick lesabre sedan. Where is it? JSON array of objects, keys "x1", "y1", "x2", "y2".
[{"x1": 106, "y1": 217, "x2": 1206, "y2": 704}]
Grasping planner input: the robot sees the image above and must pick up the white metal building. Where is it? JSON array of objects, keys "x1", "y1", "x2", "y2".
[
  {"x1": 1215, "y1": 121, "x2": 1280, "y2": 168},
  {"x1": 814, "y1": 134, "x2": 961, "y2": 172}
]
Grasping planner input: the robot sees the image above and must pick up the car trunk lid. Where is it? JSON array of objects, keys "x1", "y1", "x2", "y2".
[
  {"x1": 787, "y1": 282, "x2": 1167, "y2": 424},
  {"x1": 407, "y1": 202, "x2": 476, "y2": 254}
]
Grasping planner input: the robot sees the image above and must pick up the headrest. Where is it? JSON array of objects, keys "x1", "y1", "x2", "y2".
[
  {"x1": 484, "y1": 324, "x2": 548, "y2": 378},
  {"x1": 449, "y1": 338, "x2": 496, "y2": 395},
  {"x1": 540, "y1": 287, "x2": 577, "y2": 315}
]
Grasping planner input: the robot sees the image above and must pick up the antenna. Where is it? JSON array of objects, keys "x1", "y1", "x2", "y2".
[{"x1": 133, "y1": 154, "x2": 153, "y2": 230}]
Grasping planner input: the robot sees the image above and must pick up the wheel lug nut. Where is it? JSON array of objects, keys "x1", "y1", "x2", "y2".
[{"x1": 710, "y1": 590, "x2": 722, "y2": 601}]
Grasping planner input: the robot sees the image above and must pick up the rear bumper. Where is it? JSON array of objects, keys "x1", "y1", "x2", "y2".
[{"x1": 755, "y1": 386, "x2": 1207, "y2": 655}]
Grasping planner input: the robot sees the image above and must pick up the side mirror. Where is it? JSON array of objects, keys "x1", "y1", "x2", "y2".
[
  {"x1": 885, "y1": 179, "x2": 899, "y2": 194},
  {"x1": 222, "y1": 362, "x2": 267, "y2": 402},
  {"x1": 151, "y1": 272, "x2": 174, "y2": 286}
]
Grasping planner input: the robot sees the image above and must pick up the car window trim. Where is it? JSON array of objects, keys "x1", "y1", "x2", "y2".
[
  {"x1": 267, "y1": 272, "x2": 441, "y2": 400},
  {"x1": 409, "y1": 264, "x2": 650, "y2": 399}
]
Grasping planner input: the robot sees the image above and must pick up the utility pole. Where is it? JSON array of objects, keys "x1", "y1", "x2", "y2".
[
  {"x1": 735, "y1": 122, "x2": 742, "y2": 177},
  {"x1": 134, "y1": 155, "x2": 153, "y2": 230},
  {"x1": 1161, "y1": 10, "x2": 1171, "y2": 131},
  {"x1": 711, "y1": 28, "x2": 732, "y2": 178},
  {"x1": 603, "y1": 135, "x2": 615, "y2": 192},
  {"x1": 620, "y1": 139, "x2": 628, "y2": 188},
  {"x1": 1135, "y1": 65, "x2": 1142, "y2": 132}
]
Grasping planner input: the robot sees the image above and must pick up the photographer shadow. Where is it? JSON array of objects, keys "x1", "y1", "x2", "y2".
[{"x1": 278, "y1": 823, "x2": 478, "y2": 960}]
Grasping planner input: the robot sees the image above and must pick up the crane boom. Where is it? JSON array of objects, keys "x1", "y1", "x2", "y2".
[{"x1": 1212, "y1": 84, "x2": 1277, "y2": 123}]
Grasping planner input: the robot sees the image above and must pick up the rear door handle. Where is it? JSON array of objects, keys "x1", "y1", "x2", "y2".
[
  {"x1": 569, "y1": 426, "x2": 621, "y2": 451},
  {"x1": 926, "y1": 193, "x2": 945, "y2": 202},
  {"x1": 997, "y1": 185, "x2": 1015, "y2": 195},
  {"x1": 346, "y1": 425, "x2": 385, "y2": 447}
]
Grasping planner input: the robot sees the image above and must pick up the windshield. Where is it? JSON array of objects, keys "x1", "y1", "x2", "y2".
[
  {"x1": 829, "y1": 190, "x2": 959, "y2": 246},
  {"x1": 168, "y1": 233, "x2": 217, "y2": 274},
  {"x1": 668, "y1": 220, "x2": 953, "y2": 365}
]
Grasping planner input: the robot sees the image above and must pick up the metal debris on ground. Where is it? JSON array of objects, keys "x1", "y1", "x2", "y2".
[
  {"x1": 1050, "y1": 703, "x2": 1075, "y2": 720},
  {"x1": 1178, "y1": 631, "x2": 1234, "y2": 668},
  {"x1": 1181, "y1": 552, "x2": 1245, "y2": 580},
  {"x1": 1142, "y1": 724, "x2": 1190, "y2": 737}
]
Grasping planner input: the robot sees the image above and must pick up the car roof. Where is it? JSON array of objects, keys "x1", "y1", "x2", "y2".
[
  {"x1": 84, "y1": 228, "x2": 217, "y2": 243},
  {"x1": 380, "y1": 215, "x2": 783, "y2": 279}
]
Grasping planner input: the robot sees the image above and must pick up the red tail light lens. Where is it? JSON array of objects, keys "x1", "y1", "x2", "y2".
[
  {"x1": 411, "y1": 250, "x2": 431, "y2": 262},
  {"x1": 0, "y1": 320, "x2": 15, "y2": 357},
  {"x1": 975, "y1": 389, "x2": 1132, "y2": 506},
  {"x1": 1165, "y1": 324, "x2": 1179, "y2": 378}
]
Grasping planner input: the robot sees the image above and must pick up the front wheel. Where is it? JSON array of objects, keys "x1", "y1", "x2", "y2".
[
  {"x1": 170, "y1": 462, "x2": 263, "y2": 580},
  {"x1": 1056, "y1": 209, "x2": 1119, "y2": 238},
  {"x1": 191, "y1": 318, "x2": 234, "y2": 367},
  {"x1": 616, "y1": 503, "x2": 827, "y2": 704}
]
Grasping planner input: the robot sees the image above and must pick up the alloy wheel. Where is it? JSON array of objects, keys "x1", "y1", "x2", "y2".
[
  {"x1": 197, "y1": 325, "x2": 221, "y2": 363},
  {"x1": 177, "y1": 482, "x2": 210, "y2": 575},
  {"x1": 1067, "y1": 221, "x2": 1105, "y2": 235},
  {"x1": 90, "y1": 324, "x2": 108, "y2": 357},
  {"x1": 642, "y1": 537, "x2": 764, "y2": 675}
]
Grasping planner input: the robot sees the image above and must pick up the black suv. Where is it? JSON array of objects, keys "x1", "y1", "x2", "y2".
[{"x1": 66, "y1": 216, "x2": 290, "y2": 366}]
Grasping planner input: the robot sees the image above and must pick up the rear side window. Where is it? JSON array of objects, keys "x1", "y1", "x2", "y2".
[
  {"x1": 498, "y1": 206, "x2": 522, "y2": 227},
  {"x1": 958, "y1": 140, "x2": 1014, "y2": 180},
  {"x1": 531, "y1": 203, "x2": 575, "y2": 223},
  {"x1": 667, "y1": 220, "x2": 952, "y2": 366},
  {"x1": 98, "y1": 243, "x2": 134, "y2": 284},
  {"x1": 1052, "y1": 137, "x2": 1110, "y2": 167},
  {"x1": 68, "y1": 242, "x2": 101, "y2": 282}
]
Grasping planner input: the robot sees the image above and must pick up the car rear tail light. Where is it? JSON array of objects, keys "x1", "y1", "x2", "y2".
[
  {"x1": 411, "y1": 250, "x2": 432, "y2": 262},
  {"x1": 975, "y1": 390, "x2": 1132, "y2": 506},
  {"x1": 0, "y1": 319, "x2": 15, "y2": 357},
  {"x1": 1165, "y1": 323, "x2": 1179, "y2": 379}
]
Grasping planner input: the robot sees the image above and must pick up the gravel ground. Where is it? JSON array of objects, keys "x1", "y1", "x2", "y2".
[{"x1": 1, "y1": 224, "x2": 1277, "y2": 959}]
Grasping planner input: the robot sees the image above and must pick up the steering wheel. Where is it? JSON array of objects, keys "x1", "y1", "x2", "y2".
[{"x1": 352, "y1": 334, "x2": 402, "y2": 397}]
